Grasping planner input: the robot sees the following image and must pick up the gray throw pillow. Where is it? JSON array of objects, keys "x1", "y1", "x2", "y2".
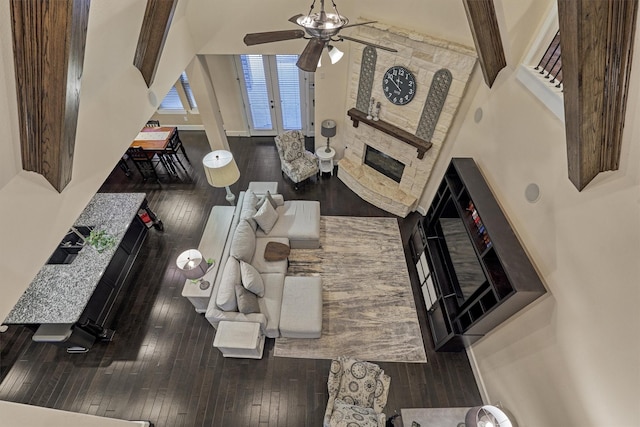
[
  {"x1": 216, "y1": 257, "x2": 240, "y2": 311},
  {"x1": 230, "y1": 219, "x2": 256, "y2": 263},
  {"x1": 256, "y1": 190, "x2": 278, "y2": 211},
  {"x1": 253, "y1": 199, "x2": 279, "y2": 234},
  {"x1": 240, "y1": 261, "x2": 265, "y2": 297},
  {"x1": 235, "y1": 282, "x2": 260, "y2": 314}
]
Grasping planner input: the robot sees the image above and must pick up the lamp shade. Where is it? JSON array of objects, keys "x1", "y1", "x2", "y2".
[
  {"x1": 202, "y1": 150, "x2": 240, "y2": 188},
  {"x1": 321, "y1": 119, "x2": 337, "y2": 138},
  {"x1": 176, "y1": 249, "x2": 209, "y2": 280},
  {"x1": 327, "y1": 45, "x2": 344, "y2": 64},
  {"x1": 465, "y1": 405, "x2": 513, "y2": 427}
]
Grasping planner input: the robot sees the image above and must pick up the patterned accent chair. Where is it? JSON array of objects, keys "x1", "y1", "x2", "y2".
[
  {"x1": 324, "y1": 356, "x2": 391, "y2": 427},
  {"x1": 274, "y1": 130, "x2": 319, "y2": 188}
]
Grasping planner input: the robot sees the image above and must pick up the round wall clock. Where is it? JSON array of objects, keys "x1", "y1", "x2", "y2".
[{"x1": 382, "y1": 66, "x2": 417, "y2": 105}]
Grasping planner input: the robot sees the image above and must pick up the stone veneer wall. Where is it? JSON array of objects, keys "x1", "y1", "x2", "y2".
[{"x1": 338, "y1": 23, "x2": 476, "y2": 217}]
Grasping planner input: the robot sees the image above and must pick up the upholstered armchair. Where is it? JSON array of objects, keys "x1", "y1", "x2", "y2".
[
  {"x1": 324, "y1": 356, "x2": 391, "y2": 427},
  {"x1": 274, "y1": 130, "x2": 319, "y2": 188}
]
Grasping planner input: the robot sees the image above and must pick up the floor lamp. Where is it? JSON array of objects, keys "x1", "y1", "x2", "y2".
[{"x1": 202, "y1": 150, "x2": 240, "y2": 205}]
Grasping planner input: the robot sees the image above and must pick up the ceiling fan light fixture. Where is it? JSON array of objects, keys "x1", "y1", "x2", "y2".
[{"x1": 327, "y1": 45, "x2": 344, "y2": 64}]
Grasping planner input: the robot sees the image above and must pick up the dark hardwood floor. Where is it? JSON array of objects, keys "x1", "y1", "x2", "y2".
[{"x1": 0, "y1": 132, "x2": 481, "y2": 426}]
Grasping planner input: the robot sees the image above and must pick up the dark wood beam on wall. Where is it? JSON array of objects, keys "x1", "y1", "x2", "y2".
[
  {"x1": 558, "y1": 0, "x2": 638, "y2": 191},
  {"x1": 462, "y1": 0, "x2": 506, "y2": 87},
  {"x1": 11, "y1": 0, "x2": 90, "y2": 193},
  {"x1": 133, "y1": 0, "x2": 178, "y2": 87}
]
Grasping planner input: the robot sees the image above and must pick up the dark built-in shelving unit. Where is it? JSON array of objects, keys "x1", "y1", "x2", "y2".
[{"x1": 410, "y1": 158, "x2": 546, "y2": 352}]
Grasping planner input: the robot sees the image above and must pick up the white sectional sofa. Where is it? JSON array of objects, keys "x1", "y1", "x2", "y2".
[{"x1": 204, "y1": 186, "x2": 320, "y2": 338}]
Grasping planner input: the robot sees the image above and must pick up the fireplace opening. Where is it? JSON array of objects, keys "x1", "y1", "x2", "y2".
[{"x1": 364, "y1": 145, "x2": 405, "y2": 183}]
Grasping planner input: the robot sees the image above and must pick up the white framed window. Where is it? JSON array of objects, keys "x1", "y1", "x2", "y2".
[
  {"x1": 158, "y1": 72, "x2": 198, "y2": 114},
  {"x1": 516, "y1": 2, "x2": 564, "y2": 122}
]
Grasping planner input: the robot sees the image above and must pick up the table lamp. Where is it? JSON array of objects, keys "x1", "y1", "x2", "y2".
[
  {"x1": 202, "y1": 150, "x2": 241, "y2": 205},
  {"x1": 321, "y1": 119, "x2": 336, "y2": 153},
  {"x1": 177, "y1": 249, "x2": 211, "y2": 290},
  {"x1": 464, "y1": 405, "x2": 513, "y2": 427}
]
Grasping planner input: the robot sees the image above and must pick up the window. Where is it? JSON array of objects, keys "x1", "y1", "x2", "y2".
[
  {"x1": 158, "y1": 72, "x2": 198, "y2": 114},
  {"x1": 516, "y1": 3, "x2": 564, "y2": 122}
]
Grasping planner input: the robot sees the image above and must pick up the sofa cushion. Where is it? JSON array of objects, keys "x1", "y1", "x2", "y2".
[
  {"x1": 256, "y1": 201, "x2": 320, "y2": 248},
  {"x1": 329, "y1": 399, "x2": 380, "y2": 427},
  {"x1": 240, "y1": 207, "x2": 258, "y2": 232},
  {"x1": 257, "y1": 273, "x2": 286, "y2": 338},
  {"x1": 240, "y1": 261, "x2": 265, "y2": 297},
  {"x1": 230, "y1": 219, "x2": 256, "y2": 263},
  {"x1": 235, "y1": 282, "x2": 260, "y2": 314},
  {"x1": 216, "y1": 257, "x2": 240, "y2": 311},
  {"x1": 253, "y1": 199, "x2": 279, "y2": 234},
  {"x1": 251, "y1": 237, "x2": 289, "y2": 274}
]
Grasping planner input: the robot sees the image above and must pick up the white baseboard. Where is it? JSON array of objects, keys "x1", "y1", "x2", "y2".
[
  {"x1": 225, "y1": 130, "x2": 251, "y2": 137},
  {"x1": 466, "y1": 346, "x2": 491, "y2": 404},
  {"x1": 175, "y1": 125, "x2": 204, "y2": 131}
]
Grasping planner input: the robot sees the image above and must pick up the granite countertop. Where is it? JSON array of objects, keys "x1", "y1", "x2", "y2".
[{"x1": 4, "y1": 193, "x2": 147, "y2": 325}]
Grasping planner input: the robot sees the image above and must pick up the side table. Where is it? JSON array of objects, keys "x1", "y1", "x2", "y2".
[
  {"x1": 213, "y1": 321, "x2": 265, "y2": 359},
  {"x1": 315, "y1": 147, "x2": 336, "y2": 176}
]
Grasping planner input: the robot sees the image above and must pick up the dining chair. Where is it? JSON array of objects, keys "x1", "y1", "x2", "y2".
[
  {"x1": 146, "y1": 119, "x2": 160, "y2": 127},
  {"x1": 162, "y1": 131, "x2": 188, "y2": 174},
  {"x1": 127, "y1": 146, "x2": 160, "y2": 181}
]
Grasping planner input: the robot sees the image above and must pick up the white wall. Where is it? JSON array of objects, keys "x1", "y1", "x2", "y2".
[{"x1": 420, "y1": 1, "x2": 640, "y2": 425}]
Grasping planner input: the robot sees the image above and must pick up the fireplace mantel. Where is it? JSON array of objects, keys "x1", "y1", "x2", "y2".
[{"x1": 347, "y1": 108, "x2": 433, "y2": 159}]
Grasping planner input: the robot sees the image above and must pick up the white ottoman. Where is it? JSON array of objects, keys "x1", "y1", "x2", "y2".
[
  {"x1": 279, "y1": 276, "x2": 323, "y2": 338},
  {"x1": 248, "y1": 181, "x2": 278, "y2": 195},
  {"x1": 213, "y1": 321, "x2": 265, "y2": 359}
]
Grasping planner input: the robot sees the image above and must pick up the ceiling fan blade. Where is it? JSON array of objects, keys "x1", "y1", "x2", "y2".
[
  {"x1": 243, "y1": 29, "x2": 306, "y2": 46},
  {"x1": 342, "y1": 20, "x2": 377, "y2": 29},
  {"x1": 296, "y1": 38, "x2": 326, "y2": 72},
  {"x1": 288, "y1": 14, "x2": 304, "y2": 24},
  {"x1": 339, "y1": 35, "x2": 398, "y2": 52}
]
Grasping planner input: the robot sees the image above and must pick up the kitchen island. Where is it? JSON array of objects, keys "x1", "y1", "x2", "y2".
[{"x1": 4, "y1": 193, "x2": 159, "y2": 352}]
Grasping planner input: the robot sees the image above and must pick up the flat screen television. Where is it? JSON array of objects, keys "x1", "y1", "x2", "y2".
[{"x1": 439, "y1": 217, "x2": 487, "y2": 303}]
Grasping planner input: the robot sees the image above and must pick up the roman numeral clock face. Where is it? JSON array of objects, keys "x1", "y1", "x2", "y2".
[{"x1": 382, "y1": 66, "x2": 416, "y2": 105}]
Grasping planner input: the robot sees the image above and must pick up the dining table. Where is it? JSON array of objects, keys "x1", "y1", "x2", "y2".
[{"x1": 129, "y1": 126, "x2": 178, "y2": 177}]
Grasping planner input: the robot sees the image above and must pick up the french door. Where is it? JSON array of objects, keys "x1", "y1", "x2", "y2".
[{"x1": 235, "y1": 54, "x2": 313, "y2": 136}]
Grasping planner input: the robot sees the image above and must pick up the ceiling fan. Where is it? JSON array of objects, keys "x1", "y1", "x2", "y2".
[{"x1": 243, "y1": 0, "x2": 397, "y2": 72}]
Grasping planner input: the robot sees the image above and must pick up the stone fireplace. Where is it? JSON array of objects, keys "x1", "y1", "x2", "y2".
[{"x1": 338, "y1": 23, "x2": 476, "y2": 217}]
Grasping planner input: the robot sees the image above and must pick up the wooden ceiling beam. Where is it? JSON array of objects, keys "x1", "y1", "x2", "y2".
[
  {"x1": 133, "y1": 0, "x2": 178, "y2": 87},
  {"x1": 558, "y1": 0, "x2": 638, "y2": 190},
  {"x1": 462, "y1": 0, "x2": 507, "y2": 87},
  {"x1": 10, "y1": 0, "x2": 90, "y2": 192}
]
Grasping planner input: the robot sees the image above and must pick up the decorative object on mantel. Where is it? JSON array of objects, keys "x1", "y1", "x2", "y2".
[
  {"x1": 356, "y1": 47, "x2": 377, "y2": 113},
  {"x1": 347, "y1": 108, "x2": 432, "y2": 159},
  {"x1": 321, "y1": 119, "x2": 337, "y2": 153},
  {"x1": 367, "y1": 97, "x2": 376, "y2": 120},
  {"x1": 373, "y1": 102, "x2": 381, "y2": 121},
  {"x1": 242, "y1": 0, "x2": 397, "y2": 72},
  {"x1": 202, "y1": 150, "x2": 241, "y2": 206},
  {"x1": 415, "y1": 68, "x2": 452, "y2": 142},
  {"x1": 176, "y1": 249, "x2": 214, "y2": 290},
  {"x1": 465, "y1": 405, "x2": 513, "y2": 427}
]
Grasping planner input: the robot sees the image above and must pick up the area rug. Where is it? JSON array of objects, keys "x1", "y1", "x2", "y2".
[{"x1": 274, "y1": 216, "x2": 427, "y2": 363}]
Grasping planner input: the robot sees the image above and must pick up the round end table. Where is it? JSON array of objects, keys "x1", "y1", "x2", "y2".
[{"x1": 315, "y1": 147, "x2": 336, "y2": 176}]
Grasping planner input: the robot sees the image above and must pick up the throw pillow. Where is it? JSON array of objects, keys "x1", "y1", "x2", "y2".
[
  {"x1": 244, "y1": 190, "x2": 259, "y2": 210},
  {"x1": 253, "y1": 198, "x2": 279, "y2": 234},
  {"x1": 256, "y1": 191, "x2": 278, "y2": 210},
  {"x1": 240, "y1": 261, "x2": 265, "y2": 296},
  {"x1": 235, "y1": 282, "x2": 260, "y2": 314},
  {"x1": 230, "y1": 219, "x2": 256, "y2": 263},
  {"x1": 216, "y1": 257, "x2": 240, "y2": 311},
  {"x1": 336, "y1": 357, "x2": 381, "y2": 409},
  {"x1": 329, "y1": 399, "x2": 380, "y2": 427}
]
